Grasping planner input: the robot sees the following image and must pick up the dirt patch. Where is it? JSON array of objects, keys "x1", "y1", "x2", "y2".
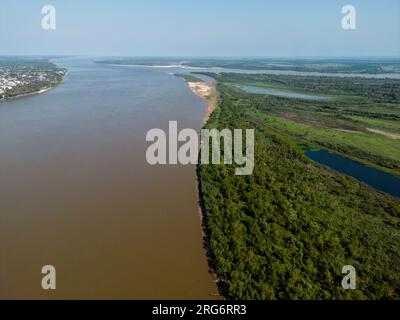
[{"x1": 366, "y1": 128, "x2": 400, "y2": 140}]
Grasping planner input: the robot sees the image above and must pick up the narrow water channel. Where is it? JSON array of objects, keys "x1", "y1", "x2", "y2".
[{"x1": 306, "y1": 150, "x2": 400, "y2": 198}]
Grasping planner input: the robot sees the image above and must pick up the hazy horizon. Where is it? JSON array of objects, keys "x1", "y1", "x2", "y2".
[
  {"x1": 1, "y1": 0, "x2": 399, "y2": 57},
  {"x1": 1, "y1": 55, "x2": 400, "y2": 60}
]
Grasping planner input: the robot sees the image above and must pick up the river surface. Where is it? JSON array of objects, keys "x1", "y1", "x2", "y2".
[
  {"x1": 305, "y1": 150, "x2": 400, "y2": 198},
  {"x1": 237, "y1": 85, "x2": 330, "y2": 100},
  {"x1": 0, "y1": 58, "x2": 218, "y2": 299}
]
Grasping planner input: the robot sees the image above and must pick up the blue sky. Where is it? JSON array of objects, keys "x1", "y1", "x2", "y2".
[{"x1": 0, "y1": 0, "x2": 399, "y2": 57}]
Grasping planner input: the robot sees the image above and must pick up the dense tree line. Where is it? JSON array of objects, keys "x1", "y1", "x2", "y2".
[{"x1": 198, "y1": 83, "x2": 400, "y2": 299}]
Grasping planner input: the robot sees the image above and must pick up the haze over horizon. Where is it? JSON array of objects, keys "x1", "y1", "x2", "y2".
[{"x1": 1, "y1": 0, "x2": 399, "y2": 57}]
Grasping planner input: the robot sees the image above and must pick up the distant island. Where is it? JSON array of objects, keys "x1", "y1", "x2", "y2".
[
  {"x1": 0, "y1": 58, "x2": 68, "y2": 101},
  {"x1": 96, "y1": 57, "x2": 400, "y2": 74}
]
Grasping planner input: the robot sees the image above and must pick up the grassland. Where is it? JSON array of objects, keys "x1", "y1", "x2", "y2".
[{"x1": 197, "y1": 72, "x2": 400, "y2": 175}]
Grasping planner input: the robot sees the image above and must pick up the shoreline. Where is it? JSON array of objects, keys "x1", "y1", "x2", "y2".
[
  {"x1": 183, "y1": 80, "x2": 217, "y2": 126},
  {"x1": 0, "y1": 71, "x2": 69, "y2": 102},
  {"x1": 0, "y1": 88, "x2": 51, "y2": 102},
  {"x1": 181, "y1": 76, "x2": 223, "y2": 297},
  {"x1": 104, "y1": 63, "x2": 209, "y2": 70}
]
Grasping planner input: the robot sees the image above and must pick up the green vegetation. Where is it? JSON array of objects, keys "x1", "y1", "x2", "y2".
[
  {"x1": 198, "y1": 73, "x2": 400, "y2": 299},
  {"x1": 197, "y1": 73, "x2": 400, "y2": 175},
  {"x1": 213, "y1": 73, "x2": 400, "y2": 103}
]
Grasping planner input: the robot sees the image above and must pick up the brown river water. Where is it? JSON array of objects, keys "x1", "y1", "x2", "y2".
[{"x1": 0, "y1": 58, "x2": 217, "y2": 299}]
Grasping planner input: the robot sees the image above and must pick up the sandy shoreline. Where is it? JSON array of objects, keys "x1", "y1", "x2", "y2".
[
  {"x1": 0, "y1": 87, "x2": 52, "y2": 102},
  {"x1": 185, "y1": 81, "x2": 217, "y2": 125},
  {"x1": 109, "y1": 63, "x2": 208, "y2": 70}
]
